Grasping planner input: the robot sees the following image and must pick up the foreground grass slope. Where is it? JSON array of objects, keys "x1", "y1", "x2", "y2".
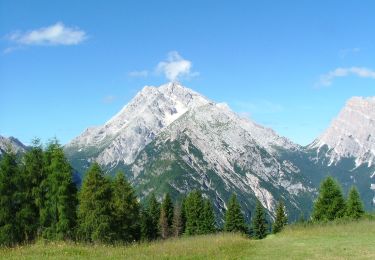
[{"x1": 1, "y1": 219, "x2": 375, "y2": 259}]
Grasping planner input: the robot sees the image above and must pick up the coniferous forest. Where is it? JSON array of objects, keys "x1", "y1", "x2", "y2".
[{"x1": 0, "y1": 139, "x2": 367, "y2": 247}]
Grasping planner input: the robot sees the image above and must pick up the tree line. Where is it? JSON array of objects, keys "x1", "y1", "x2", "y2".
[{"x1": 0, "y1": 140, "x2": 366, "y2": 246}]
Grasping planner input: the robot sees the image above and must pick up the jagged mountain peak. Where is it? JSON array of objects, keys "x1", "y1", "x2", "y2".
[
  {"x1": 65, "y1": 83, "x2": 211, "y2": 166},
  {"x1": 311, "y1": 96, "x2": 375, "y2": 166},
  {"x1": 65, "y1": 82, "x2": 299, "y2": 169},
  {"x1": 0, "y1": 135, "x2": 27, "y2": 155}
]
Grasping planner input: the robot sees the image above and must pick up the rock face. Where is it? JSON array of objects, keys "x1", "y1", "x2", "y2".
[
  {"x1": 310, "y1": 97, "x2": 375, "y2": 167},
  {"x1": 65, "y1": 83, "x2": 209, "y2": 167},
  {"x1": 0, "y1": 135, "x2": 27, "y2": 155},
  {"x1": 65, "y1": 82, "x2": 315, "y2": 220},
  {"x1": 306, "y1": 96, "x2": 375, "y2": 210}
]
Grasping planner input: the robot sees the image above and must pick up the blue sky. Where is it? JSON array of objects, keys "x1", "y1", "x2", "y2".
[{"x1": 0, "y1": 0, "x2": 374, "y2": 146}]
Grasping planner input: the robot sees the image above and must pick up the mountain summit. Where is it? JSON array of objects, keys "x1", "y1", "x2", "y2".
[
  {"x1": 65, "y1": 83, "x2": 314, "y2": 220},
  {"x1": 65, "y1": 82, "x2": 210, "y2": 166},
  {"x1": 311, "y1": 97, "x2": 375, "y2": 167}
]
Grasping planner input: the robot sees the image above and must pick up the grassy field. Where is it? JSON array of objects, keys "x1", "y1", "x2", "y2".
[{"x1": 1, "y1": 219, "x2": 375, "y2": 259}]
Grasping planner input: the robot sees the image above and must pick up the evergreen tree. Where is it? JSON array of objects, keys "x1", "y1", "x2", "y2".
[
  {"x1": 147, "y1": 193, "x2": 160, "y2": 240},
  {"x1": 312, "y1": 176, "x2": 346, "y2": 221},
  {"x1": 139, "y1": 207, "x2": 153, "y2": 241},
  {"x1": 202, "y1": 199, "x2": 216, "y2": 233},
  {"x1": 184, "y1": 190, "x2": 205, "y2": 235},
  {"x1": 180, "y1": 197, "x2": 187, "y2": 234},
  {"x1": 77, "y1": 163, "x2": 113, "y2": 243},
  {"x1": 272, "y1": 200, "x2": 288, "y2": 234},
  {"x1": 224, "y1": 194, "x2": 246, "y2": 233},
  {"x1": 40, "y1": 140, "x2": 77, "y2": 240},
  {"x1": 252, "y1": 200, "x2": 267, "y2": 239},
  {"x1": 19, "y1": 138, "x2": 45, "y2": 241},
  {"x1": 159, "y1": 206, "x2": 170, "y2": 239},
  {"x1": 161, "y1": 193, "x2": 174, "y2": 228},
  {"x1": 0, "y1": 150, "x2": 22, "y2": 246},
  {"x1": 345, "y1": 186, "x2": 365, "y2": 220},
  {"x1": 111, "y1": 172, "x2": 140, "y2": 242},
  {"x1": 172, "y1": 204, "x2": 183, "y2": 237}
]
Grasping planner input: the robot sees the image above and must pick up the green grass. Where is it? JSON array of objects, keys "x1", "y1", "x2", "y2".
[{"x1": 1, "y1": 219, "x2": 375, "y2": 259}]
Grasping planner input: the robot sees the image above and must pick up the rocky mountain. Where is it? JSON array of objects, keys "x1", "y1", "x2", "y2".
[
  {"x1": 0, "y1": 135, "x2": 27, "y2": 156},
  {"x1": 310, "y1": 97, "x2": 375, "y2": 167},
  {"x1": 306, "y1": 97, "x2": 375, "y2": 208},
  {"x1": 65, "y1": 82, "x2": 315, "y2": 221}
]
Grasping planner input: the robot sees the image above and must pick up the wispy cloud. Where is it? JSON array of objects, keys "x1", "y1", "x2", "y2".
[
  {"x1": 339, "y1": 47, "x2": 360, "y2": 58},
  {"x1": 128, "y1": 70, "x2": 149, "y2": 77},
  {"x1": 317, "y1": 67, "x2": 375, "y2": 87},
  {"x1": 156, "y1": 51, "x2": 198, "y2": 81},
  {"x1": 4, "y1": 22, "x2": 87, "y2": 53}
]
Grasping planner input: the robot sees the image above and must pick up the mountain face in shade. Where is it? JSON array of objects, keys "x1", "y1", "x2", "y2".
[{"x1": 65, "y1": 83, "x2": 315, "y2": 221}]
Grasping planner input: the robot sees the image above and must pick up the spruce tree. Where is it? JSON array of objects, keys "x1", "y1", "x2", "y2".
[
  {"x1": 312, "y1": 176, "x2": 346, "y2": 221},
  {"x1": 202, "y1": 199, "x2": 216, "y2": 233},
  {"x1": 161, "y1": 193, "x2": 174, "y2": 229},
  {"x1": 111, "y1": 172, "x2": 140, "y2": 242},
  {"x1": 40, "y1": 141, "x2": 77, "y2": 240},
  {"x1": 147, "y1": 193, "x2": 160, "y2": 240},
  {"x1": 252, "y1": 200, "x2": 267, "y2": 239},
  {"x1": 272, "y1": 200, "x2": 287, "y2": 234},
  {"x1": 77, "y1": 163, "x2": 113, "y2": 243},
  {"x1": 345, "y1": 186, "x2": 365, "y2": 220},
  {"x1": 172, "y1": 204, "x2": 183, "y2": 237},
  {"x1": 224, "y1": 194, "x2": 246, "y2": 233},
  {"x1": 20, "y1": 138, "x2": 45, "y2": 241},
  {"x1": 184, "y1": 190, "x2": 205, "y2": 235},
  {"x1": 180, "y1": 197, "x2": 187, "y2": 234},
  {"x1": 140, "y1": 207, "x2": 153, "y2": 241},
  {"x1": 159, "y1": 206, "x2": 170, "y2": 239},
  {"x1": 0, "y1": 150, "x2": 22, "y2": 246}
]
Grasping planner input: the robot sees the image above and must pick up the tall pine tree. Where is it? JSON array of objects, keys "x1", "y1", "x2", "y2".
[
  {"x1": 159, "y1": 206, "x2": 170, "y2": 239},
  {"x1": 77, "y1": 163, "x2": 113, "y2": 243},
  {"x1": 252, "y1": 200, "x2": 267, "y2": 239},
  {"x1": 161, "y1": 193, "x2": 174, "y2": 229},
  {"x1": 224, "y1": 194, "x2": 246, "y2": 233},
  {"x1": 40, "y1": 140, "x2": 77, "y2": 240},
  {"x1": 0, "y1": 150, "x2": 22, "y2": 246},
  {"x1": 345, "y1": 186, "x2": 365, "y2": 220},
  {"x1": 20, "y1": 138, "x2": 45, "y2": 241},
  {"x1": 184, "y1": 190, "x2": 205, "y2": 235},
  {"x1": 140, "y1": 206, "x2": 153, "y2": 241},
  {"x1": 202, "y1": 199, "x2": 216, "y2": 233},
  {"x1": 147, "y1": 193, "x2": 160, "y2": 240},
  {"x1": 111, "y1": 172, "x2": 140, "y2": 242},
  {"x1": 159, "y1": 193, "x2": 174, "y2": 239},
  {"x1": 312, "y1": 176, "x2": 346, "y2": 221},
  {"x1": 172, "y1": 204, "x2": 183, "y2": 237},
  {"x1": 272, "y1": 200, "x2": 287, "y2": 234}
]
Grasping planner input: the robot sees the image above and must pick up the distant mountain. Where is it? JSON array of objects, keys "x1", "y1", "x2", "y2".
[
  {"x1": 310, "y1": 97, "x2": 375, "y2": 167},
  {"x1": 65, "y1": 83, "x2": 315, "y2": 221},
  {"x1": 0, "y1": 135, "x2": 27, "y2": 156},
  {"x1": 305, "y1": 97, "x2": 375, "y2": 208}
]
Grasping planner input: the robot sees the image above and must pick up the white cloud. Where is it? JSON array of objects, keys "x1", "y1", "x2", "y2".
[
  {"x1": 156, "y1": 51, "x2": 198, "y2": 81},
  {"x1": 7, "y1": 22, "x2": 87, "y2": 46},
  {"x1": 128, "y1": 70, "x2": 149, "y2": 77},
  {"x1": 317, "y1": 67, "x2": 375, "y2": 86}
]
